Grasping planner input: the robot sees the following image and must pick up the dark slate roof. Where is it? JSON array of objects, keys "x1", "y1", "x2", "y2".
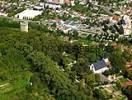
[{"x1": 93, "y1": 60, "x2": 107, "y2": 71}]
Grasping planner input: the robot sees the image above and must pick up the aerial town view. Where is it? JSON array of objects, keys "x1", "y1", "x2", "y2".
[{"x1": 0, "y1": 0, "x2": 131, "y2": 99}]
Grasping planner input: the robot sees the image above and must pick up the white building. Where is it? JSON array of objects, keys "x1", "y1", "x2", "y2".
[
  {"x1": 80, "y1": 0, "x2": 93, "y2": 4},
  {"x1": 15, "y1": 9, "x2": 43, "y2": 19},
  {"x1": 46, "y1": 0, "x2": 75, "y2": 5},
  {"x1": 20, "y1": 21, "x2": 28, "y2": 32},
  {"x1": 33, "y1": 5, "x2": 44, "y2": 11},
  {"x1": 122, "y1": 15, "x2": 132, "y2": 36},
  {"x1": 45, "y1": 3, "x2": 61, "y2": 9},
  {"x1": 0, "y1": 12, "x2": 7, "y2": 16},
  {"x1": 90, "y1": 58, "x2": 110, "y2": 74}
]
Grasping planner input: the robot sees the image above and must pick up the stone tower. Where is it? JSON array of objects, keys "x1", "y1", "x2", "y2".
[{"x1": 20, "y1": 21, "x2": 28, "y2": 32}]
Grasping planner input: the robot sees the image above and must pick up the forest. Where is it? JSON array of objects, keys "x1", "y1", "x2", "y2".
[{"x1": 0, "y1": 17, "x2": 131, "y2": 99}]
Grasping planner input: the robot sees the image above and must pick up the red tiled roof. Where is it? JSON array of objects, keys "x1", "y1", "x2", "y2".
[
  {"x1": 122, "y1": 81, "x2": 132, "y2": 88},
  {"x1": 126, "y1": 61, "x2": 132, "y2": 71}
]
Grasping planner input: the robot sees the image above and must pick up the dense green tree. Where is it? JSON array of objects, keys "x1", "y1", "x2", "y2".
[
  {"x1": 110, "y1": 48, "x2": 126, "y2": 73},
  {"x1": 0, "y1": 18, "x2": 130, "y2": 99}
]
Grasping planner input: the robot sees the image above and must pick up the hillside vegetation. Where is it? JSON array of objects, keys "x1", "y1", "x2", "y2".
[{"x1": 0, "y1": 17, "x2": 131, "y2": 99}]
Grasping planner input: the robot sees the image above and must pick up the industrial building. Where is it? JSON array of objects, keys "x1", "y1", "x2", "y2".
[{"x1": 15, "y1": 9, "x2": 43, "y2": 20}]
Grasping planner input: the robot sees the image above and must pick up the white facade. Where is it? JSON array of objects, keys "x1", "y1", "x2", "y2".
[
  {"x1": 60, "y1": 0, "x2": 64, "y2": 4},
  {"x1": 90, "y1": 58, "x2": 110, "y2": 74},
  {"x1": 0, "y1": 12, "x2": 7, "y2": 16},
  {"x1": 71, "y1": 0, "x2": 75, "y2": 6},
  {"x1": 82, "y1": 0, "x2": 93, "y2": 3},
  {"x1": 90, "y1": 64, "x2": 109, "y2": 74},
  {"x1": 20, "y1": 21, "x2": 28, "y2": 32},
  {"x1": 15, "y1": 9, "x2": 43, "y2": 19},
  {"x1": 46, "y1": 0, "x2": 74, "y2": 5},
  {"x1": 45, "y1": 3, "x2": 61, "y2": 9},
  {"x1": 122, "y1": 15, "x2": 132, "y2": 36}
]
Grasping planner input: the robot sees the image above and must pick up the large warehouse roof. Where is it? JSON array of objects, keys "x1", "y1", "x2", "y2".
[{"x1": 16, "y1": 9, "x2": 43, "y2": 19}]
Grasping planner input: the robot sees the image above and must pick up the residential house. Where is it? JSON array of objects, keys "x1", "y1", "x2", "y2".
[{"x1": 90, "y1": 58, "x2": 111, "y2": 74}]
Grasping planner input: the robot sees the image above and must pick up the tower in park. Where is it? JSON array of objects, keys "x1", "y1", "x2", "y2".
[{"x1": 20, "y1": 21, "x2": 28, "y2": 32}]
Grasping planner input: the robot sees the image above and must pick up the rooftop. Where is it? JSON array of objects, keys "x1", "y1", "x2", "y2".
[
  {"x1": 93, "y1": 59, "x2": 107, "y2": 71},
  {"x1": 122, "y1": 80, "x2": 132, "y2": 88},
  {"x1": 16, "y1": 9, "x2": 43, "y2": 19}
]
